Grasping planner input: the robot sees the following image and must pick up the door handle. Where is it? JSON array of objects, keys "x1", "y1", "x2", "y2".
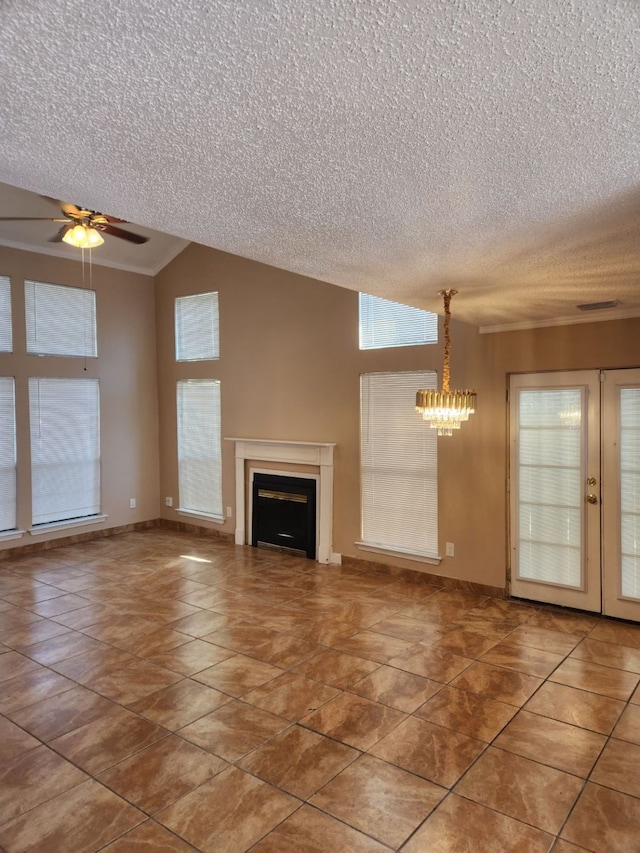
[{"x1": 587, "y1": 494, "x2": 598, "y2": 505}]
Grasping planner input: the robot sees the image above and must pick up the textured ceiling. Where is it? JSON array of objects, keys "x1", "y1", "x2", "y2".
[{"x1": 1, "y1": 0, "x2": 638, "y2": 330}]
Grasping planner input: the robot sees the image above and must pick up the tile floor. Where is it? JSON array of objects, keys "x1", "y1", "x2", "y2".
[{"x1": 1, "y1": 530, "x2": 640, "y2": 852}]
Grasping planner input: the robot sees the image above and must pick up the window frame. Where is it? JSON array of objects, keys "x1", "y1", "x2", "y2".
[
  {"x1": 175, "y1": 291, "x2": 220, "y2": 362},
  {"x1": 0, "y1": 276, "x2": 12, "y2": 353},
  {"x1": 358, "y1": 369, "x2": 440, "y2": 563},
  {"x1": 359, "y1": 292, "x2": 438, "y2": 350},
  {"x1": 29, "y1": 377, "x2": 102, "y2": 528},
  {"x1": 176, "y1": 379, "x2": 224, "y2": 521},
  {"x1": 0, "y1": 377, "x2": 17, "y2": 533},
  {"x1": 24, "y1": 280, "x2": 97, "y2": 358}
]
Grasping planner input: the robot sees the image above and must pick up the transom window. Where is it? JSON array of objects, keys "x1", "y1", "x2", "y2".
[
  {"x1": 0, "y1": 276, "x2": 12, "y2": 353},
  {"x1": 25, "y1": 280, "x2": 97, "y2": 357},
  {"x1": 175, "y1": 292, "x2": 220, "y2": 361},
  {"x1": 359, "y1": 293, "x2": 437, "y2": 350}
]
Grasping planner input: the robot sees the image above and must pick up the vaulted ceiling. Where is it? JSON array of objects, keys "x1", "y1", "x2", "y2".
[{"x1": 1, "y1": 1, "x2": 638, "y2": 330}]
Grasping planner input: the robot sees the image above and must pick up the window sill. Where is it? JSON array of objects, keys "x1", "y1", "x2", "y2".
[
  {"x1": 176, "y1": 509, "x2": 225, "y2": 525},
  {"x1": 355, "y1": 541, "x2": 442, "y2": 566},
  {"x1": 29, "y1": 515, "x2": 108, "y2": 536},
  {"x1": 0, "y1": 529, "x2": 26, "y2": 542}
]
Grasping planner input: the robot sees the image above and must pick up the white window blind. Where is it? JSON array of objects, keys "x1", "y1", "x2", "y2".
[
  {"x1": 29, "y1": 378, "x2": 101, "y2": 526},
  {"x1": 0, "y1": 378, "x2": 16, "y2": 531},
  {"x1": 175, "y1": 292, "x2": 219, "y2": 361},
  {"x1": 517, "y1": 388, "x2": 582, "y2": 587},
  {"x1": 620, "y1": 388, "x2": 640, "y2": 599},
  {"x1": 177, "y1": 380, "x2": 223, "y2": 518},
  {"x1": 359, "y1": 293, "x2": 437, "y2": 350},
  {"x1": 360, "y1": 370, "x2": 438, "y2": 556},
  {"x1": 0, "y1": 276, "x2": 12, "y2": 353},
  {"x1": 25, "y1": 280, "x2": 97, "y2": 357}
]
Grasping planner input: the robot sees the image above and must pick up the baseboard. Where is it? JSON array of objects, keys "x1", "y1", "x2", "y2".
[
  {"x1": 341, "y1": 553, "x2": 506, "y2": 599},
  {"x1": 157, "y1": 517, "x2": 234, "y2": 542},
  {"x1": 0, "y1": 519, "x2": 158, "y2": 560}
]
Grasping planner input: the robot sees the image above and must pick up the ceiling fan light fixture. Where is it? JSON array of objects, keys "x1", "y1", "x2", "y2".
[
  {"x1": 62, "y1": 223, "x2": 104, "y2": 249},
  {"x1": 83, "y1": 226, "x2": 104, "y2": 248},
  {"x1": 416, "y1": 289, "x2": 477, "y2": 436}
]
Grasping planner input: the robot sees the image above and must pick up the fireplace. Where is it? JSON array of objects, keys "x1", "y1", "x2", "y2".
[
  {"x1": 251, "y1": 473, "x2": 316, "y2": 558},
  {"x1": 226, "y1": 438, "x2": 336, "y2": 564}
]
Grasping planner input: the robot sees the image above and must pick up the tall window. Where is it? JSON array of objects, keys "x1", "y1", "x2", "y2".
[
  {"x1": 29, "y1": 378, "x2": 101, "y2": 526},
  {"x1": 175, "y1": 292, "x2": 219, "y2": 361},
  {"x1": 360, "y1": 370, "x2": 438, "y2": 557},
  {"x1": 25, "y1": 280, "x2": 97, "y2": 357},
  {"x1": 177, "y1": 380, "x2": 223, "y2": 519},
  {"x1": 359, "y1": 293, "x2": 437, "y2": 350},
  {"x1": 0, "y1": 378, "x2": 16, "y2": 531},
  {"x1": 0, "y1": 276, "x2": 12, "y2": 353}
]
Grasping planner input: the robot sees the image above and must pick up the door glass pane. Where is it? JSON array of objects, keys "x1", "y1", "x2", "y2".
[
  {"x1": 518, "y1": 389, "x2": 583, "y2": 587},
  {"x1": 620, "y1": 389, "x2": 640, "y2": 599}
]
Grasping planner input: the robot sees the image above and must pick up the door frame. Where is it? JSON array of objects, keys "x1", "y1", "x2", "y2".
[
  {"x1": 508, "y1": 370, "x2": 602, "y2": 612},
  {"x1": 509, "y1": 368, "x2": 640, "y2": 622},
  {"x1": 601, "y1": 368, "x2": 640, "y2": 620}
]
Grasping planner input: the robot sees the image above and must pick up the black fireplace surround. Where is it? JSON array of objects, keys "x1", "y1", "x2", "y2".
[{"x1": 251, "y1": 473, "x2": 317, "y2": 559}]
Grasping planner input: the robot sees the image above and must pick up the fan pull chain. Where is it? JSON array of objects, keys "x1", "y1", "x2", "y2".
[{"x1": 81, "y1": 247, "x2": 87, "y2": 371}]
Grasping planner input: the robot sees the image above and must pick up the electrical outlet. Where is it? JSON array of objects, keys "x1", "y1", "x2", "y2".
[
  {"x1": 164, "y1": 496, "x2": 173, "y2": 507},
  {"x1": 129, "y1": 498, "x2": 136, "y2": 509},
  {"x1": 226, "y1": 506, "x2": 232, "y2": 517},
  {"x1": 445, "y1": 542, "x2": 455, "y2": 557}
]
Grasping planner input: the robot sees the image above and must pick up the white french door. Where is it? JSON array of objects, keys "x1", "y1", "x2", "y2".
[{"x1": 510, "y1": 369, "x2": 640, "y2": 621}]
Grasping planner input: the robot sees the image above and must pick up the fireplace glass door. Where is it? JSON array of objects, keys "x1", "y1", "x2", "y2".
[{"x1": 251, "y1": 473, "x2": 317, "y2": 559}]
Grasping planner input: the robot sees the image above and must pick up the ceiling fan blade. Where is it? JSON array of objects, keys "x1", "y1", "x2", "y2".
[
  {"x1": 60, "y1": 202, "x2": 84, "y2": 218},
  {"x1": 100, "y1": 223, "x2": 148, "y2": 244},
  {"x1": 49, "y1": 223, "x2": 73, "y2": 243},
  {"x1": 0, "y1": 216, "x2": 70, "y2": 221}
]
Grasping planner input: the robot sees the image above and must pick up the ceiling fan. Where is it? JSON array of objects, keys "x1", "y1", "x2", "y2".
[{"x1": 0, "y1": 201, "x2": 148, "y2": 247}]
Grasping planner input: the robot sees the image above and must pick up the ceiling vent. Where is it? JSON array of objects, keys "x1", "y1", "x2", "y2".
[{"x1": 576, "y1": 300, "x2": 619, "y2": 312}]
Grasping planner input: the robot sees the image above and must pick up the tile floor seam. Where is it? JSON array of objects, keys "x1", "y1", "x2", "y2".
[{"x1": 2, "y1": 532, "x2": 640, "y2": 851}]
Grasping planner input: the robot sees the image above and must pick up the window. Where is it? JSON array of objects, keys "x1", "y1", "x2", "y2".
[
  {"x1": 0, "y1": 378, "x2": 16, "y2": 531},
  {"x1": 25, "y1": 280, "x2": 97, "y2": 357},
  {"x1": 29, "y1": 378, "x2": 101, "y2": 526},
  {"x1": 359, "y1": 293, "x2": 437, "y2": 350},
  {"x1": 0, "y1": 276, "x2": 12, "y2": 353},
  {"x1": 360, "y1": 370, "x2": 438, "y2": 557},
  {"x1": 177, "y1": 380, "x2": 223, "y2": 518},
  {"x1": 175, "y1": 292, "x2": 219, "y2": 361}
]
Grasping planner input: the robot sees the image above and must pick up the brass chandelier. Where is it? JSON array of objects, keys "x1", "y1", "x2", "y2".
[{"x1": 416, "y1": 289, "x2": 476, "y2": 435}]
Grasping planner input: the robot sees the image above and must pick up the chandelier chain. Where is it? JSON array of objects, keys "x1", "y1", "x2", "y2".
[{"x1": 440, "y1": 289, "x2": 455, "y2": 394}]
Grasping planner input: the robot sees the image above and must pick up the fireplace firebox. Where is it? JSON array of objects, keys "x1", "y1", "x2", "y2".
[{"x1": 251, "y1": 473, "x2": 316, "y2": 559}]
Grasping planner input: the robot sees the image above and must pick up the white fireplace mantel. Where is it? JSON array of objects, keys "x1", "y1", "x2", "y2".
[{"x1": 225, "y1": 438, "x2": 336, "y2": 564}]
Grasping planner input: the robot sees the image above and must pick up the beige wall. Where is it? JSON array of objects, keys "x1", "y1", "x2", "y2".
[
  {"x1": 5, "y1": 238, "x2": 639, "y2": 593},
  {"x1": 156, "y1": 243, "x2": 640, "y2": 592},
  {"x1": 0, "y1": 246, "x2": 160, "y2": 550}
]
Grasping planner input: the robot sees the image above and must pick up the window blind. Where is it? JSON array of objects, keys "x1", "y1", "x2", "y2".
[
  {"x1": 0, "y1": 378, "x2": 16, "y2": 531},
  {"x1": 25, "y1": 280, "x2": 97, "y2": 357},
  {"x1": 359, "y1": 293, "x2": 437, "y2": 350},
  {"x1": 29, "y1": 378, "x2": 101, "y2": 525},
  {"x1": 175, "y1": 292, "x2": 220, "y2": 361},
  {"x1": 0, "y1": 276, "x2": 12, "y2": 353},
  {"x1": 360, "y1": 370, "x2": 438, "y2": 555},
  {"x1": 620, "y1": 388, "x2": 640, "y2": 599},
  {"x1": 516, "y1": 388, "x2": 583, "y2": 587},
  {"x1": 177, "y1": 380, "x2": 223, "y2": 518}
]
